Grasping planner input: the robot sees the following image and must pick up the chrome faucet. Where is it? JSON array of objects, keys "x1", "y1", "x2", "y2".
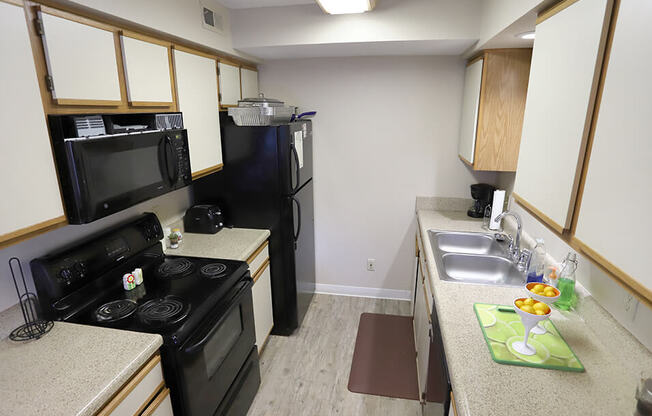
[{"x1": 495, "y1": 210, "x2": 530, "y2": 272}]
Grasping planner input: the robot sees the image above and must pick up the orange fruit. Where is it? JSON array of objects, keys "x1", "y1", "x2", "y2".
[
  {"x1": 533, "y1": 303, "x2": 548, "y2": 313},
  {"x1": 520, "y1": 304, "x2": 535, "y2": 314}
]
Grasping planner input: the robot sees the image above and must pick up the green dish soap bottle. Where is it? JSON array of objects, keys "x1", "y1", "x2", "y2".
[{"x1": 555, "y1": 253, "x2": 578, "y2": 311}]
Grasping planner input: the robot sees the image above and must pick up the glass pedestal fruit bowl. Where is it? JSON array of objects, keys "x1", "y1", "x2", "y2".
[
  {"x1": 524, "y1": 283, "x2": 560, "y2": 335},
  {"x1": 512, "y1": 297, "x2": 552, "y2": 356}
]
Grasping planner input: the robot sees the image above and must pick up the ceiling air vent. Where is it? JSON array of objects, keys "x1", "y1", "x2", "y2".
[{"x1": 201, "y1": 3, "x2": 224, "y2": 34}]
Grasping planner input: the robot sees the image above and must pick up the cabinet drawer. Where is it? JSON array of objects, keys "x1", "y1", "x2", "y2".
[
  {"x1": 98, "y1": 354, "x2": 165, "y2": 416},
  {"x1": 141, "y1": 388, "x2": 173, "y2": 416},
  {"x1": 247, "y1": 240, "x2": 269, "y2": 276}
]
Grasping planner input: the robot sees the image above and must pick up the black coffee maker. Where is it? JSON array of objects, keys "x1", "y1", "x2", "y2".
[{"x1": 468, "y1": 183, "x2": 496, "y2": 218}]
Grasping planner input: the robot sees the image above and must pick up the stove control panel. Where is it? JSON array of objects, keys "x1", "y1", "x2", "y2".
[
  {"x1": 56, "y1": 260, "x2": 88, "y2": 286},
  {"x1": 31, "y1": 213, "x2": 165, "y2": 314}
]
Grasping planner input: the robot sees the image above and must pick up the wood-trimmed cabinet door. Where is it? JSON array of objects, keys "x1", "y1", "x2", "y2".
[
  {"x1": 0, "y1": 1, "x2": 66, "y2": 247},
  {"x1": 413, "y1": 265, "x2": 430, "y2": 402},
  {"x1": 458, "y1": 58, "x2": 483, "y2": 165},
  {"x1": 240, "y1": 68, "x2": 259, "y2": 99},
  {"x1": 458, "y1": 49, "x2": 531, "y2": 172},
  {"x1": 574, "y1": 0, "x2": 651, "y2": 303},
  {"x1": 513, "y1": 0, "x2": 613, "y2": 231},
  {"x1": 37, "y1": 9, "x2": 122, "y2": 105},
  {"x1": 218, "y1": 61, "x2": 241, "y2": 107},
  {"x1": 120, "y1": 34, "x2": 174, "y2": 106},
  {"x1": 173, "y1": 48, "x2": 223, "y2": 179},
  {"x1": 252, "y1": 261, "x2": 274, "y2": 353}
]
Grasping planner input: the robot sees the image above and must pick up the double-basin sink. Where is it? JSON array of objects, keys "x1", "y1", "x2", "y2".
[{"x1": 428, "y1": 230, "x2": 525, "y2": 287}]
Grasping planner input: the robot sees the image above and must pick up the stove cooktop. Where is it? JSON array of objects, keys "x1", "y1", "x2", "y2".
[{"x1": 63, "y1": 250, "x2": 249, "y2": 344}]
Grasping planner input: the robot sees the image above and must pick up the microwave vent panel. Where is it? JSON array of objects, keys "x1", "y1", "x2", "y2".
[
  {"x1": 74, "y1": 115, "x2": 106, "y2": 137},
  {"x1": 156, "y1": 113, "x2": 183, "y2": 130}
]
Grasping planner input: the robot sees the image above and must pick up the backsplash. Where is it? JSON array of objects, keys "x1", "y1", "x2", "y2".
[
  {"x1": 502, "y1": 196, "x2": 652, "y2": 351},
  {"x1": 415, "y1": 196, "x2": 474, "y2": 212},
  {"x1": 0, "y1": 187, "x2": 193, "y2": 312}
]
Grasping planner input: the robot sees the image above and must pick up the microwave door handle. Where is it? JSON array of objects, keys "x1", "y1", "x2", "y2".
[
  {"x1": 164, "y1": 135, "x2": 179, "y2": 184},
  {"x1": 291, "y1": 144, "x2": 300, "y2": 192},
  {"x1": 183, "y1": 281, "x2": 251, "y2": 354}
]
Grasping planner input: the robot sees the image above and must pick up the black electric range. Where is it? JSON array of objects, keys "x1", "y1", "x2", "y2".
[{"x1": 31, "y1": 213, "x2": 261, "y2": 416}]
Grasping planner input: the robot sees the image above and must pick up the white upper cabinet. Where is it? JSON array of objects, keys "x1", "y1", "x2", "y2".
[
  {"x1": 513, "y1": 0, "x2": 612, "y2": 231},
  {"x1": 174, "y1": 49, "x2": 223, "y2": 177},
  {"x1": 575, "y1": 0, "x2": 650, "y2": 294},
  {"x1": 458, "y1": 59, "x2": 483, "y2": 164},
  {"x1": 1, "y1": 2, "x2": 65, "y2": 242},
  {"x1": 240, "y1": 68, "x2": 259, "y2": 99},
  {"x1": 218, "y1": 61, "x2": 241, "y2": 106},
  {"x1": 120, "y1": 35, "x2": 173, "y2": 104},
  {"x1": 39, "y1": 11, "x2": 122, "y2": 104}
]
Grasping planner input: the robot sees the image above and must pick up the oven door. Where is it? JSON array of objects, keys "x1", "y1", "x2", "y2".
[
  {"x1": 176, "y1": 279, "x2": 257, "y2": 416},
  {"x1": 62, "y1": 129, "x2": 189, "y2": 223}
]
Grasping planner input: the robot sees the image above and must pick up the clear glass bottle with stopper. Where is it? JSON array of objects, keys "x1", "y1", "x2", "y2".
[{"x1": 554, "y1": 252, "x2": 578, "y2": 311}]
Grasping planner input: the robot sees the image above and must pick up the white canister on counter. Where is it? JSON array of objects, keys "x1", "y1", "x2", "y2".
[
  {"x1": 123, "y1": 273, "x2": 136, "y2": 290},
  {"x1": 133, "y1": 268, "x2": 143, "y2": 285}
]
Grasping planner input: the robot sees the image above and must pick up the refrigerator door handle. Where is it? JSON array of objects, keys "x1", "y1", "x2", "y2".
[
  {"x1": 291, "y1": 144, "x2": 301, "y2": 192},
  {"x1": 292, "y1": 196, "x2": 301, "y2": 249}
]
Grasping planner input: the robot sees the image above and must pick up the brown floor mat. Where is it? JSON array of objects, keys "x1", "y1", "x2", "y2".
[{"x1": 347, "y1": 313, "x2": 419, "y2": 400}]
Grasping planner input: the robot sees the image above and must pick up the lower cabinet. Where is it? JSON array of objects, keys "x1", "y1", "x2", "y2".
[
  {"x1": 97, "y1": 353, "x2": 173, "y2": 416},
  {"x1": 414, "y1": 267, "x2": 431, "y2": 401},
  {"x1": 248, "y1": 240, "x2": 274, "y2": 353},
  {"x1": 141, "y1": 388, "x2": 173, "y2": 416},
  {"x1": 414, "y1": 231, "x2": 452, "y2": 415}
]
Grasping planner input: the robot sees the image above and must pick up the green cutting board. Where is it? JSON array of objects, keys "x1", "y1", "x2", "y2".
[{"x1": 474, "y1": 303, "x2": 584, "y2": 372}]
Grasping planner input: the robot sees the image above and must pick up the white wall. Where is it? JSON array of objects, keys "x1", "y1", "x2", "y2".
[
  {"x1": 259, "y1": 56, "x2": 497, "y2": 298},
  {"x1": 69, "y1": 0, "x2": 253, "y2": 60},
  {"x1": 0, "y1": 188, "x2": 192, "y2": 312}
]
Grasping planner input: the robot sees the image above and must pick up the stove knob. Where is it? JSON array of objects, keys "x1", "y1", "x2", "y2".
[
  {"x1": 74, "y1": 262, "x2": 86, "y2": 277},
  {"x1": 59, "y1": 268, "x2": 72, "y2": 281}
]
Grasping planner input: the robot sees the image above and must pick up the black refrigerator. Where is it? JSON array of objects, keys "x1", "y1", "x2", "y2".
[{"x1": 194, "y1": 113, "x2": 315, "y2": 335}]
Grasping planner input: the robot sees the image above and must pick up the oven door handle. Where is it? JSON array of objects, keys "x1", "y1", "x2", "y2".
[{"x1": 182, "y1": 279, "x2": 252, "y2": 355}]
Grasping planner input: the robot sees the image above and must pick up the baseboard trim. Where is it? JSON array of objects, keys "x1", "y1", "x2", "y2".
[{"x1": 313, "y1": 283, "x2": 411, "y2": 301}]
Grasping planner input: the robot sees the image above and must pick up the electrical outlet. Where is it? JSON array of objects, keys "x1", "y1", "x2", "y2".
[
  {"x1": 624, "y1": 294, "x2": 634, "y2": 312},
  {"x1": 367, "y1": 259, "x2": 376, "y2": 272}
]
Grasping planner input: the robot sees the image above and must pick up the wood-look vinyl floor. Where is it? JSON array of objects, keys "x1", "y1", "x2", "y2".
[{"x1": 247, "y1": 294, "x2": 422, "y2": 416}]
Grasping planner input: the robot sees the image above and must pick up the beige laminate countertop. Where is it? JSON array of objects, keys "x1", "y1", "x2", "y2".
[
  {"x1": 0, "y1": 305, "x2": 162, "y2": 416},
  {"x1": 417, "y1": 209, "x2": 652, "y2": 416},
  {"x1": 164, "y1": 226, "x2": 270, "y2": 261}
]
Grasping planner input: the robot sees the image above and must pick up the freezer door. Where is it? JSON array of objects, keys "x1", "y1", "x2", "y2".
[{"x1": 280, "y1": 121, "x2": 313, "y2": 195}]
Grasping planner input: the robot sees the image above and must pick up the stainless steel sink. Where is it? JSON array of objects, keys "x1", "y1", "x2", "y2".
[
  {"x1": 428, "y1": 230, "x2": 526, "y2": 287},
  {"x1": 439, "y1": 253, "x2": 526, "y2": 286},
  {"x1": 429, "y1": 231, "x2": 506, "y2": 256}
]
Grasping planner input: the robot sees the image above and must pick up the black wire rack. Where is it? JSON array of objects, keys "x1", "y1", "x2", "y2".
[{"x1": 8, "y1": 257, "x2": 53, "y2": 341}]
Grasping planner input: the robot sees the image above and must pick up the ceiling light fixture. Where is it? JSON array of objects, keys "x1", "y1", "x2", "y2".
[
  {"x1": 517, "y1": 31, "x2": 536, "y2": 40},
  {"x1": 316, "y1": 0, "x2": 376, "y2": 15}
]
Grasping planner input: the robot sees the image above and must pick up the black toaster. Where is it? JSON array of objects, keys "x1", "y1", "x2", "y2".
[{"x1": 183, "y1": 205, "x2": 224, "y2": 234}]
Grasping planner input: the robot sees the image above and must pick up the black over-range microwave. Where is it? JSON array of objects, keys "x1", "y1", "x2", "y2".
[{"x1": 48, "y1": 113, "x2": 192, "y2": 224}]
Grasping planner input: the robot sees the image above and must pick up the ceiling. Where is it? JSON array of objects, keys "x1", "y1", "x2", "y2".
[
  {"x1": 477, "y1": 10, "x2": 535, "y2": 51},
  {"x1": 218, "y1": 0, "x2": 313, "y2": 8}
]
